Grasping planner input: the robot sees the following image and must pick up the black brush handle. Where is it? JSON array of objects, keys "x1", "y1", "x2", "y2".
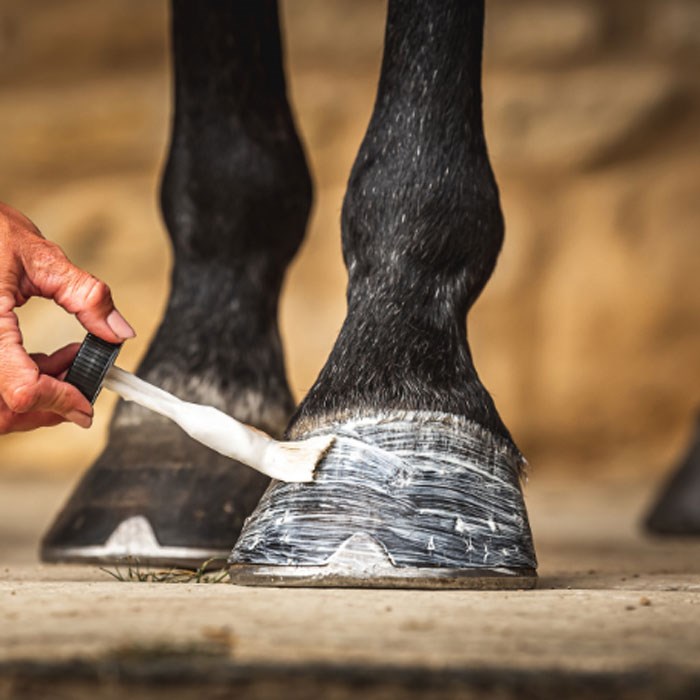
[{"x1": 64, "y1": 334, "x2": 122, "y2": 404}]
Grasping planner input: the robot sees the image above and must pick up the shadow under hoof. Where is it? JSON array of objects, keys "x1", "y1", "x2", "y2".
[
  {"x1": 645, "y1": 415, "x2": 700, "y2": 536},
  {"x1": 41, "y1": 417, "x2": 270, "y2": 569},
  {"x1": 229, "y1": 411, "x2": 537, "y2": 589}
]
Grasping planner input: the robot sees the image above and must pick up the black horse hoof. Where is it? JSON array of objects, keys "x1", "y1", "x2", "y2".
[
  {"x1": 41, "y1": 412, "x2": 270, "y2": 569},
  {"x1": 229, "y1": 412, "x2": 537, "y2": 589}
]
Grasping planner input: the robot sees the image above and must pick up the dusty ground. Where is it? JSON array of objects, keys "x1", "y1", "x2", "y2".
[{"x1": 1, "y1": 473, "x2": 699, "y2": 699}]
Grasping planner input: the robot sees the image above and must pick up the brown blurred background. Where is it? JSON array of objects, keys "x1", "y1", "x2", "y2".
[{"x1": 0, "y1": 0, "x2": 698, "y2": 481}]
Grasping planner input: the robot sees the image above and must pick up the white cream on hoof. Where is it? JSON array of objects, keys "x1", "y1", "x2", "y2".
[{"x1": 228, "y1": 411, "x2": 537, "y2": 589}]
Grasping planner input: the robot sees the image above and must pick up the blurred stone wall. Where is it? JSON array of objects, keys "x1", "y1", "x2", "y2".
[{"x1": 0, "y1": 0, "x2": 697, "y2": 477}]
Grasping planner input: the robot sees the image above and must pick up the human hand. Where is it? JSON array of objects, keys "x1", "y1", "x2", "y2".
[{"x1": 0, "y1": 202, "x2": 135, "y2": 434}]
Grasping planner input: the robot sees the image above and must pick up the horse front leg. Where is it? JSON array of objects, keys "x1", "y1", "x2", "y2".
[{"x1": 230, "y1": 0, "x2": 536, "y2": 588}]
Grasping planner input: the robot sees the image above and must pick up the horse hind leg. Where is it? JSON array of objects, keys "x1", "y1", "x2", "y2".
[
  {"x1": 41, "y1": 0, "x2": 311, "y2": 568},
  {"x1": 229, "y1": 0, "x2": 537, "y2": 588}
]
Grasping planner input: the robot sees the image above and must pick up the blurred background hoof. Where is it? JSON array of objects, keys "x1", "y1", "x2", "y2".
[{"x1": 645, "y1": 413, "x2": 700, "y2": 536}]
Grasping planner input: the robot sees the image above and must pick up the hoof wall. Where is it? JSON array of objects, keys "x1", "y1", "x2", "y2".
[
  {"x1": 229, "y1": 412, "x2": 537, "y2": 589},
  {"x1": 230, "y1": 532, "x2": 535, "y2": 589}
]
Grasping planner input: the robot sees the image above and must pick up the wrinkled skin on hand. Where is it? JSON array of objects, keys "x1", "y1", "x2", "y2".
[{"x1": 0, "y1": 202, "x2": 135, "y2": 434}]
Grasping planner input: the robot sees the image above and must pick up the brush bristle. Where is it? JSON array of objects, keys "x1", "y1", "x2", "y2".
[{"x1": 262, "y1": 435, "x2": 335, "y2": 483}]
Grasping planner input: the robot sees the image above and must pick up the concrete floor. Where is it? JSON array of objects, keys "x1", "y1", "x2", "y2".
[{"x1": 1, "y1": 474, "x2": 699, "y2": 699}]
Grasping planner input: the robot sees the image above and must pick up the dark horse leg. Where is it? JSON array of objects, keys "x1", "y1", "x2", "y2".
[
  {"x1": 230, "y1": 0, "x2": 537, "y2": 588},
  {"x1": 42, "y1": 0, "x2": 310, "y2": 567},
  {"x1": 646, "y1": 412, "x2": 700, "y2": 535}
]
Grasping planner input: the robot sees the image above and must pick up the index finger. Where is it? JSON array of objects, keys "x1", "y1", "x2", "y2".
[{"x1": 19, "y1": 237, "x2": 135, "y2": 343}]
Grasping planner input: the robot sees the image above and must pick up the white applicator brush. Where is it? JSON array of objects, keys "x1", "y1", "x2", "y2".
[{"x1": 65, "y1": 334, "x2": 332, "y2": 483}]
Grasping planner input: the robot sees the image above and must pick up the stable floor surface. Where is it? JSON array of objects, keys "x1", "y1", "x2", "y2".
[{"x1": 1, "y1": 473, "x2": 699, "y2": 699}]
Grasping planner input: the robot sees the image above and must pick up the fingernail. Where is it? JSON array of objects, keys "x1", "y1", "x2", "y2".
[
  {"x1": 67, "y1": 410, "x2": 92, "y2": 429},
  {"x1": 106, "y1": 310, "x2": 136, "y2": 340}
]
